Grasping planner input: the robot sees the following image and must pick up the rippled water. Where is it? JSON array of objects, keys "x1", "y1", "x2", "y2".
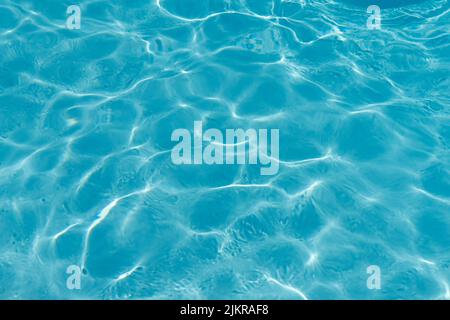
[{"x1": 0, "y1": 0, "x2": 449, "y2": 300}]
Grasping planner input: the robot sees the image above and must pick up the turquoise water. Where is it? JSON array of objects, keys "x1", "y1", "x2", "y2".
[{"x1": 0, "y1": 0, "x2": 449, "y2": 300}]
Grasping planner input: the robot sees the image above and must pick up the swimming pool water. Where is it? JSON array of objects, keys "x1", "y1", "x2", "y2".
[{"x1": 0, "y1": 0, "x2": 449, "y2": 299}]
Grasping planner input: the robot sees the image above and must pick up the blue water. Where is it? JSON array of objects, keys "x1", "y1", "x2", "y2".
[{"x1": 0, "y1": 0, "x2": 449, "y2": 300}]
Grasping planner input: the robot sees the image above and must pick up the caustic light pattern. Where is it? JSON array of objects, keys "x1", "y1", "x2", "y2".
[{"x1": 0, "y1": 0, "x2": 449, "y2": 299}]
